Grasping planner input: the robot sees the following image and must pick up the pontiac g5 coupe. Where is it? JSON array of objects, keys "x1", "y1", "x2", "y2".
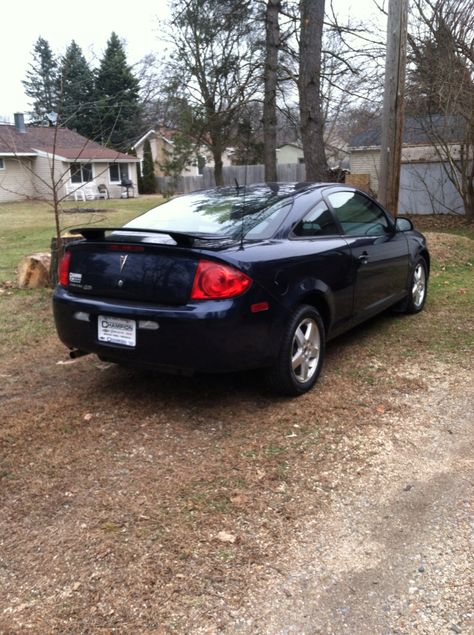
[{"x1": 53, "y1": 183, "x2": 429, "y2": 395}]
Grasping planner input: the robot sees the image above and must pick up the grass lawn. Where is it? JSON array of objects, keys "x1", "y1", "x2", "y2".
[
  {"x1": 0, "y1": 204, "x2": 472, "y2": 362},
  {"x1": 0, "y1": 195, "x2": 163, "y2": 283}
]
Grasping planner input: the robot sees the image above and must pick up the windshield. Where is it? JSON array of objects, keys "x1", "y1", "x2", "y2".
[{"x1": 124, "y1": 185, "x2": 296, "y2": 239}]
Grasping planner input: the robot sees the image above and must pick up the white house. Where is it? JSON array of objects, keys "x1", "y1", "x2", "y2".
[
  {"x1": 0, "y1": 114, "x2": 140, "y2": 204},
  {"x1": 133, "y1": 128, "x2": 235, "y2": 179},
  {"x1": 276, "y1": 143, "x2": 305, "y2": 165}
]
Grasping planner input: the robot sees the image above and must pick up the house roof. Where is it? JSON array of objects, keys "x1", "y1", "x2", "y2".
[
  {"x1": 133, "y1": 128, "x2": 175, "y2": 149},
  {"x1": 0, "y1": 125, "x2": 138, "y2": 162},
  {"x1": 277, "y1": 142, "x2": 303, "y2": 150},
  {"x1": 349, "y1": 115, "x2": 466, "y2": 149}
]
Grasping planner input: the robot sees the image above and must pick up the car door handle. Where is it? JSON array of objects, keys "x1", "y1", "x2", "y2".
[{"x1": 358, "y1": 251, "x2": 369, "y2": 263}]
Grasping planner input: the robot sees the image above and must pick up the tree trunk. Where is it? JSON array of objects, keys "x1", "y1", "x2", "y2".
[
  {"x1": 18, "y1": 253, "x2": 51, "y2": 289},
  {"x1": 212, "y1": 146, "x2": 224, "y2": 186},
  {"x1": 263, "y1": 0, "x2": 281, "y2": 183},
  {"x1": 465, "y1": 165, "x2": 474, "y2": 222},
  {"x1": 299, "y1": 0, "x2": 327, "y2": 181}
]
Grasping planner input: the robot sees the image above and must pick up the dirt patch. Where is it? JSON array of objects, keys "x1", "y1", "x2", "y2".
[
  {"x1": 62, "y1": 208, "x2": 119, "y2": 214},
  {"x1": 0, "y1": 228, "x2": 472, "y2": 633},
  {"x1": 1, "y1": 324, "x2": 472, "y2": 633},
  {"x1": 425, "y1": 232, "x2": 473, "y2": 267},
  {"x1": 407, "y1": 213, "x2": 471, "y2": 233}
]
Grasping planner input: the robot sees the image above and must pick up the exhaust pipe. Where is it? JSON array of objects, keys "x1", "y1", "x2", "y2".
[{"x1": 69, "y1": 349, "x2": 91, "y2": 359}]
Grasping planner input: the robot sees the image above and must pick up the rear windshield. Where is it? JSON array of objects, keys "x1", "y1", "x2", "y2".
[{"x1": 124, "y1": 186, "x2": 294, "y2": 239}]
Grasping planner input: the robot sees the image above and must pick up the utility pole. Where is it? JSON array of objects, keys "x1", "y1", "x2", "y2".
[{"x1": 379, "y1": 0, "x2": 409, "y2": 216}]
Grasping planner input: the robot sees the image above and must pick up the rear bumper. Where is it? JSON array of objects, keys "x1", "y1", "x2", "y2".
[{"x1": 53, "y1": 287, "x2": 286, "y2": 373}]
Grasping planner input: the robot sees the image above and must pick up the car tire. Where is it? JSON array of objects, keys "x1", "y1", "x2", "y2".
[
  {"x1": 398, "y1": 256, "x2": 428, "y2": 314},
  {"x1": 266, "y1": 305, "x2": 325, "y2": 396}
]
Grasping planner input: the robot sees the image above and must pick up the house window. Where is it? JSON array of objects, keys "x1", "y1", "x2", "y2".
[
  {"x1": 109, "y1": 163, "x2": 129, "y2": 183},
  {"x1": 70, "y1": 163, "x2": 93, "y2": 183},
  {"x1": 0, "y1": 158, "x2": 5, "y2": 170},
  {"x1": 298, "y1": 158, "x2": 305, "y2": 164}
]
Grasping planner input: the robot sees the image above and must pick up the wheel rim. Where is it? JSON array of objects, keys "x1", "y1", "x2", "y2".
[
  {"x1": 291, "y1": 317, "x2": 321, "y2": 383},
  {"x1": 412, "y1": 263, "x2": 426, "y2": 308}
]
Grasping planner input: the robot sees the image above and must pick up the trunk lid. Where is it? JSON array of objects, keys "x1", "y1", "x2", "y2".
[{"x1": 67, "y1": 240, "x2": 199, "y2": 305}]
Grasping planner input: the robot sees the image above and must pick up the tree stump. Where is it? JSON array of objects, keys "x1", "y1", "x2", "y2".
[{"x1": 17, "y1": 253, "x2": 52, "y2": 289}]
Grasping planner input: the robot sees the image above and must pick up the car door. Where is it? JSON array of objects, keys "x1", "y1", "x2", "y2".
[
  {"x1": 326, "y1": 190, "x2": 410, "y2": 320},
  {"x1": 288, "y1": 198, "x2": 354, "y2": 335}
]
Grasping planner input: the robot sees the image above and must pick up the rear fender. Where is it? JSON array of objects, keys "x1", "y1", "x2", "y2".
[{"x1": 288, "y1": 277, "x2": 334, "y2": 332}]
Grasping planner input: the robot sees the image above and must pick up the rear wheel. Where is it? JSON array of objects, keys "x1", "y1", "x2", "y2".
[{"x1": 266, "y1": 305, "x2": 325, "y2": 396}]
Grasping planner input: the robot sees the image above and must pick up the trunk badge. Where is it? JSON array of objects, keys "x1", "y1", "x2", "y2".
[{"x1": 119, "y1": 254, "x2": 128, "y2": 273}]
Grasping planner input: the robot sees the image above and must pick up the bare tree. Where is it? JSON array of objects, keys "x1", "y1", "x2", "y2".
[
  {"x1": 407, "y1": 0, "x2": 474, "y2": 220},
  {"x1": 159, "y1": 0, "x2": 261, "y2": 185},
  {"x1": 0, "y1": 114, "x2": 131, "y2": 270}
]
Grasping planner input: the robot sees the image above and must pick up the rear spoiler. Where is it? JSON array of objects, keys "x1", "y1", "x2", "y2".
[{"x1": 68, "y1": 227, "x2": 224, "y2": 248}]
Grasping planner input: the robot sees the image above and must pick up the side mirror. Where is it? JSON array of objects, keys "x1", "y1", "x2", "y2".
[{"x1": 396, "y1": 217, "x2": 414, "y2": 232}]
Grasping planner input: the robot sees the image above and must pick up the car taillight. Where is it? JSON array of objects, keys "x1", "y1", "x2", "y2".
[
  {"x1": 58, "y1": 251, "x2": 71, "y2": 287},
  {"x1": 191, "y1": 260, "x2": 252, "y2": 300}
]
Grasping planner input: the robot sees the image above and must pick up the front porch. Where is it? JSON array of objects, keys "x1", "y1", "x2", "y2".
[
  {"x1": 64, "y1": 160, "x2": 138, "y2": 201},
  {"x1": 64, "y1": 180, "x2": 136, "y2": 201}
]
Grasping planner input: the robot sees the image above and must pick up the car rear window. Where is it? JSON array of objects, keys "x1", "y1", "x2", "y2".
[{"x1": 124, "y1": 186, "x2": 295, "y2": 238}]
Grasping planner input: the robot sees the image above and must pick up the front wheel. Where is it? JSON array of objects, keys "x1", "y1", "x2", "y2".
[
  {"x1": 402, "y1": 257, "x2": 428, "y2": 314},
  {"x1": 265, "y1": 305, "x2": 325, "y2": 396}
]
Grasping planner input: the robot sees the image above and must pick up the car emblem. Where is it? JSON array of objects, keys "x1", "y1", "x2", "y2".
[{"x1": 119, "y1": 254, "x2": 128, "y2": 273}]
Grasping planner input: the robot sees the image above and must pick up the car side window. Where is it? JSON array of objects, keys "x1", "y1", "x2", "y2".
[
  {"x1": 292, "y1": 201, "x2": 338, "y2": 237},
  {"x1": 328, "y1": 191, "x2": 390, "y2": 237}
]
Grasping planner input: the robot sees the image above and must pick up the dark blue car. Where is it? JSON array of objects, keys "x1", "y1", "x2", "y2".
[{"x1": 53, "y1": 183, "x2": 429, "y2": 395}]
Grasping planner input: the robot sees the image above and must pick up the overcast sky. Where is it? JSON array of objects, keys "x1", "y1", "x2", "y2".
[{"x1": 0, "y1": 0, "x2": 386, "y2": 121}]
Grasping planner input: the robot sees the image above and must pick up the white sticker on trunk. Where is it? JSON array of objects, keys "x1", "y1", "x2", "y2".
[{"x1": 69, "y1": 272, "x2": 82, "y2": 283}]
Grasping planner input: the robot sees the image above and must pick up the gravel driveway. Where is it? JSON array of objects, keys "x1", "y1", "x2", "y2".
[{"x1": 220, "y1": 361, "x2": 474, "y2": 634}]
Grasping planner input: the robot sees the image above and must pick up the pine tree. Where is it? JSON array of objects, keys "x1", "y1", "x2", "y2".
[
  {"x1": 140, "y1": 139, "x2": 156, "y2": 194},
  {"x1": 58, "y1": 41, "x2": 95, "y2": 137},
  {"x1": 23, "y1": 37, "x2": 59, "y2": 118},
  {"x1": 94, "y1": 32, "x2": 141, "y2": 151}
]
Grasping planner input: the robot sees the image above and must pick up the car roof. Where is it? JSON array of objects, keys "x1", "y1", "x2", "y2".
[{"x1": 198, "y1": 182, "x2": 334, "y2": 197}]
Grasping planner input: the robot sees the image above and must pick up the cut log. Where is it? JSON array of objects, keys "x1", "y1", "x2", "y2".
[{"x1": 17, "y1": 253, "x2": 52, "y2": 289}]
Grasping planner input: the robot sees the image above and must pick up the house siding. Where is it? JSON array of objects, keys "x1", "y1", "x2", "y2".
[
  {"x1": 349, "y1": 149, "x2": 381, "y2": 193},
  {"x1": 103, "y1": 162, "x2": 138, "y2": 197},
  {"x1": 135, "y1": 135, "x2": 173, "y2": 178},
  {"x1": 350, "y1": 146, "x2": 466, "y2": 214},
  {"x1": 28, "y1": 159, "x2": 139, "y2": 201},
  {"x1": 0, "y1": 158, "x2": 35, "y2": 202},
  {"x1": 277, "y1": 145, "x2": 304, "y2": 165},
  {"x1": 135, "y1": 134, "x2": 201, "y2": 177},
  {"x1": 30, "y1": 156, "x2": 69, "y2": 200}
]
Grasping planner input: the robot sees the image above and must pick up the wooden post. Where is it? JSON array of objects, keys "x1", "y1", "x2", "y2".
[{"x1": 379, "y1": 0, "x2": 409, "y2": 216}]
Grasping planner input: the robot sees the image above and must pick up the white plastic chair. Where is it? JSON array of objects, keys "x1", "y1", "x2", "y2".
[
  {"x1": 83, "y1": 185, "x2": 98, "y2": 200},
  {"x1": 66, "y1": 184, "x2": 86, "y2": 201}
]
